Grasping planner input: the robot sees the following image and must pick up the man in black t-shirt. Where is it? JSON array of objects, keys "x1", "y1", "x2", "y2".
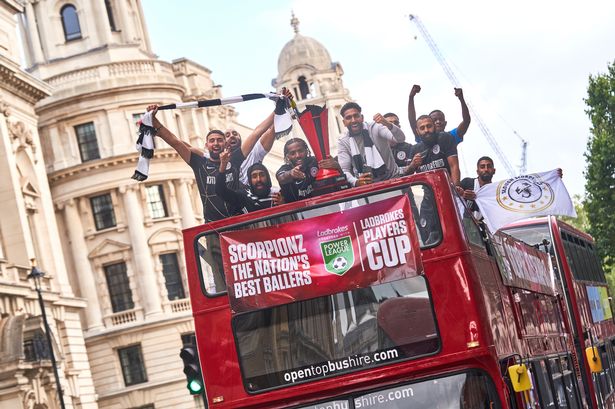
[
  {"x1": 190, "y1": 130, "x2": 245, "y2": 222},
  {"x1": 383, "y1": 112, "x2": 414, "y2": 168},
  {"x1": 275, "y1": 138, "x2": 340, "y2": 203},
  {"x1": 402, "y1": 115, "x2": 461, "y2": 245},
  {"x1": 276, "y1": 138, "x2": 319, "y2": 203},
  {"x1": 401, "y1": 115, "x2": 460, "y2": 184}
]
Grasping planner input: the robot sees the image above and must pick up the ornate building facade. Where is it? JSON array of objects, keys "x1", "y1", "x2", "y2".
[
  {"x1": 264, "y1": 13, "x2": 352, "y2": 173},
  {"x1": 0, "y1": 2, "x2": 350, "y2": 408},
  {"x1": 0, "y1": 1, "x2": 98, "y2": 408},
  {"x1": 0, "y1": 0, "x2": 249, "y2": 408}
]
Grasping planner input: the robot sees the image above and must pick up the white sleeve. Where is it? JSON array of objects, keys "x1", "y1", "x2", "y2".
[{"x1": 240, "y1": 140, "x2": 267, "y2": 185}]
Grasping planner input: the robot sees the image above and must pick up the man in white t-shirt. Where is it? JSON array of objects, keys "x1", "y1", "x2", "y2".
[{"x1": 226, "y1": 127, "x2": 275, "y2": 185}]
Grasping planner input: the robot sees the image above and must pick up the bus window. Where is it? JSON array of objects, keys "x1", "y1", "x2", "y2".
[
  {"x1": 561, "y1": 355, "x2": 582, "y2": 409},
  {"x1": 533, "y1": 359, "x2": 556, "y2": 408},
  {"x1": 548, "y1": 357, "x2": 569, "y2": 408},
  {"x1": 352, "y1": 370, "x2": 501, "y2": 409},
  {"x1": 599, "y1": 344, "x2": 613, "y2": 397},
  {"x1": 232, "y1": 275, "x2": 438, "y2": 392},
  {"x1": 459, "y1": 203, "x2": 484, "y2": 248},
  {"x1": 504, "y1": 223, "x2": 551, "y2": 248},
  {"x1": 409, "y1": 184, "x2": 442, "y2": 247},
  {"x1": 196, "y1": 184, "x2": 443, "y2": 296}
]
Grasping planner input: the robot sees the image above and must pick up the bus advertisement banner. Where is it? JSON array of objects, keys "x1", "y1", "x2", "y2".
[
  {"x1": 492, "y1": 231, "x2": 556, "y2": 295},
  {"x1": 587, "y1": 286, "x2": 613, "y2": 323},
  {"x1": 219, "y1": 195, "x2": 422, "y2": 313}
]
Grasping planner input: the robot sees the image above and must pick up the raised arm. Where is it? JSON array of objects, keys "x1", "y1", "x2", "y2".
[
  {"x1": 407, "y1": 85, "x2": 421, "y2": 141},
  {"x1": 240, "y1": 112, "x2": 274, "y2": 157},
  {"x1": 447, "y1": 155, "x2": 461, "y2": 185},
  {"x1": 259, "y1": 126, "x2": 275, "y2": 152},
  {"x1": 215, "y1": 149, "x2": 241, "y2": 203},
  {"x1": 454, "y1": 88, "x2": 471, "y2": 140},
  {"x1": 148, "y1": 105, "x2": 199, "y2": 164},
  {"x1": 373, "y1": 113, "x2": 406, "y2": 143}
]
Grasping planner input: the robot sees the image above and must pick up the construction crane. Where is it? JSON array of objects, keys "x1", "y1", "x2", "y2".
[{"x1": 409, "y1": 14, "x2": 527, "y2": 176}]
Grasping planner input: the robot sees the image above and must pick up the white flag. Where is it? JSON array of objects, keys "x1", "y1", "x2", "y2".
[{"x1": 476, "y1": 169, "x2": 577, "y2": 232}]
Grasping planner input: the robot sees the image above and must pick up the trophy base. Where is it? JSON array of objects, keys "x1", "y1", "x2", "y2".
[{"x1": 312, "y1": 174, "x2": 351, "y2": 196}]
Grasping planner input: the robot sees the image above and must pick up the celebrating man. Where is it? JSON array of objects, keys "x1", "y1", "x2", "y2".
[
  {"x1": 459, "y1": 156, "x2": 496, "y2": 220},
  {"x1": 276, "y1": 138, "x2": 339, "y2": 203},
  {"x1": 402, "y1": 115, "x2": 460, "y2": 185},
  {"x1": 216, "y1": 148, "x2": 282, "y2": 213},
  {"x1": 337, "y1": 102, "x2": 405, "y2": 187},
  {"x1": 147, "y1": 105, "x2": 274, "y2": 222},
  {"x1": 382, "y1": 112, "x2": 414, "y2": 168},
  {"x1": 408, "y1": 84, "x2": 471, "y2": 144}
]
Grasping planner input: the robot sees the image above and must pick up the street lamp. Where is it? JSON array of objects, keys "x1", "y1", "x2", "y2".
[{"x1": 27, "y1": 265, "x2": 66, "y2": 409}]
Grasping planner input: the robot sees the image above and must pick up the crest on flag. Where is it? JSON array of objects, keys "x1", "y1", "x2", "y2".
[
  {"x1": 320, "y1": 236, "x2": 354, "y2": 275},
  {"x1": 476, "y1": 169, "x2": 576, "y2": 232},
  {"x1": 496, "y1": 174, "x2": 555, "y2": 213}
]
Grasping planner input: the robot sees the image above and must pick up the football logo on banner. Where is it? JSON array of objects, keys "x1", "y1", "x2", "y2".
[{"x1": 320, "y1": 236, "x2": 354, "y2": 275}]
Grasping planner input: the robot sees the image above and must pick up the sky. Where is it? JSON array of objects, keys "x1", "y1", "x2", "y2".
[{"x1": 142, "y1": 0, "x2": 615, "y2": 197}]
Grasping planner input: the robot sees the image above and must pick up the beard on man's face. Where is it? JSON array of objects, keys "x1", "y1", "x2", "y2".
[
  {"x1": 252, "y1": 183, "x2": 270, "y2": 198},
  {"x1": 479, "y1": 173, "x2": 493, "y2": 183},
  {"x1": 421, "y1": 131, "x2": 437, "y2": 146}
]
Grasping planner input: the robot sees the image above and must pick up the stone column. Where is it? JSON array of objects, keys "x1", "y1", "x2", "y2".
[
  {"x1": 115, "y1": 0, "x2": 136, "y2": 43},
  {"x1": 134, "y1": 0, "x2": 152, "y2": 52},
  {"x1": 176, "y1": 179, "x2": 197, "y2": 229},
  {"x1": 62, "y1": 199, "x2": 103, "y2": 331},
  {"x1": 120, "y1": 184, "x2": 162, "y2": 317},
  {"x1": 24, "y1": 0, "x2": 44, "y2": 64},
  {"x1": 93, "y1": 0, "x2": 113, "y2": 44}
]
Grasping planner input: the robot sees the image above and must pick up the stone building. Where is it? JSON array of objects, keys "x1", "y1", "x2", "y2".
[
  {"x1": 0, "y1": 0, "x2": 248, "y2": 408},
  {"x1": 0, "y1": 0, "x2": 97, "y2": 408},
  {"x1": 0, "y1": 2, "x2": 351, "y2": 408}
]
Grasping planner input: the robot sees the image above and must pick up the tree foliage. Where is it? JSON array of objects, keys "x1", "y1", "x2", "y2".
[
  {"x1": 584, "y1": 60, "x2": 615, "y2": 272},
  {"x1": 559, "y1": 194, "x2": 590, "y2": 232}
]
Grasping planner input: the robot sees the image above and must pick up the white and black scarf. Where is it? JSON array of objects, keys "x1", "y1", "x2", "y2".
[
  {"x1": 131, "y1": 111, "x2": 155, "y2": 181},
  {"x1": 132, "y1": 93, "x2": 293, "y2": 181},
  {"x1": 349, "y1": 125, "x2": 386, "y2": 178}
]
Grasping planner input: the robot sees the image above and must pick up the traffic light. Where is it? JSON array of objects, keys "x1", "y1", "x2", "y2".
[{"x1": 179, "y1": 342, "x2": 204, "y2": 395}]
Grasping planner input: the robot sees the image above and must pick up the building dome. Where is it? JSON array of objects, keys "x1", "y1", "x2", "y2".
[{"x1": 277, "y1": 14, "x2": 332, "y2": 77}]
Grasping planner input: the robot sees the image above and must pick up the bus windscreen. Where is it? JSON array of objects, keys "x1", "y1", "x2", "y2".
[{"x1": 233, "y1": 275, "x2": 438, "y2": 392}]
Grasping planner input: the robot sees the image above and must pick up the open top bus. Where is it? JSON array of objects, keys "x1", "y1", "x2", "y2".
[{"x1": 182, "y1": 169, "x2": 615, "y2": 408}]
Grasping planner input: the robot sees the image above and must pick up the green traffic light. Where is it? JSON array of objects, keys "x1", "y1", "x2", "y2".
[{"x1": 187, "y1": 379, "x2": 203, "y2": 394}]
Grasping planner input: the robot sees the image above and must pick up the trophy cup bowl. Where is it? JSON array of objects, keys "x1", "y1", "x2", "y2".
[{"x1": 298, "y1": 104, "x2": 351, "y2": 195}]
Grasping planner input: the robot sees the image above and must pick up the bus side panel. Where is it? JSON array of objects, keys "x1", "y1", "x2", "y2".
[
  {"x1": 194, "y1": 308, "x2": 246, "y2": 404},
  {"x1": 470, "y1": 250, "x2": 521, "y2": 358}
]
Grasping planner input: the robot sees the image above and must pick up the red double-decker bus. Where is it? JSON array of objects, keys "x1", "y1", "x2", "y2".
[
  {"x1": 182, "y1": 169, "x2": 614, "y2": 408},
  {"x1": 503, "y1": 217, "x2": 615, "y2": 408}
]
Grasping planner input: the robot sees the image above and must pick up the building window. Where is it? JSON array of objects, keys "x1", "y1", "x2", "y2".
[
  {"x1": 104, "y1": 0, "x2": 117, "y2": 31},
  {"x1": 60, "y1": 4, "x2": 82, "y2": 41},
  {"x1": 104, "y1": 262, "x2": 134, "y2": 312},
  {"x1": 75, "y1": 122, "x2": 100, "y2": 162},
  {"x1": 298, "y1": 76, "x2": 310, "y2": 99},
  {"x1": 118, "y1": 344, "x2": 147, "y2": 386},
  {"x1": 90, "y1": 193, "x2": 116, "y2": 230},
  {"x1": 146, "y1": 185, "x2": 168, "y2": 219},
  {"x1": 132, "y1": 113, "x2": 144, "y2": 127},
  {"x1": 160, "y1": 253, "x2": 185, "y2": 300},
  {"x1": 23, "y1": 330, "x2": 51, "y2": 361}
]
